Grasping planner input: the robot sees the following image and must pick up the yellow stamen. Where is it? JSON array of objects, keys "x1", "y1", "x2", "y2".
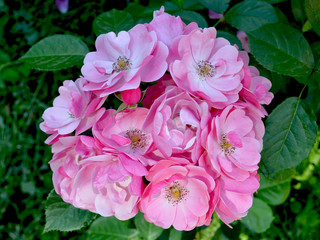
[
  {"x1": 172, "y1": 188, "x2": 180, "y2": 199},
  {"x1": 131, "y1": 134, "x2": 140, "y2": 143}
]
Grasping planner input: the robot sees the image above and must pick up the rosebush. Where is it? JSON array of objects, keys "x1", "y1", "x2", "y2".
[{"x1": 1, "y1": 0, "x2": 320, "y2": 239}]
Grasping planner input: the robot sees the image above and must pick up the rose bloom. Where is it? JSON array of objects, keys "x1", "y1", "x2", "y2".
[
  {"x1": 204, "y1": 106, "x2": 262, "y2": 181},
  {"x1": 93, "y1": 107, "x2": 155, "y2": 166},
  {"x1": 170, "y1": 27, "x2": 244, "y2": 108},
  {"x1": 81, "y1": 24, "x2": 168, "y2": 97},
  {"x1": 143, "y1": 86, "x2": 210, "y2": 163},
  {"x1": 40, "y1": 78, "x2": 105, "y2": 144},
  {"x1": 139, "y1": 160, "x2": 219, "y2": 231}
]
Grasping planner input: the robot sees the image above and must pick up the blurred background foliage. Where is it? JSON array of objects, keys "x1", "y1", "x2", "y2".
[{"x1": 0, "y1": 0, "x2": 319, "y2": 239}]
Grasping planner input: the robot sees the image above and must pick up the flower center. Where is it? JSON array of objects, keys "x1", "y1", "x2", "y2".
[
  {"x1": 112, "y1": 56, "x2": 131, "y2": 72},
  {"x1": 220, "y1": 133, "x2": 236, "y2": 156},
  {"x1": 126, "y1": 129, "x2": 147, "y2": 149},
  {"x1": 197, "y1": 60, "x2": 216, "y2": 79},
  {"x1": 165, "y1": 181, "x2": 189, "y2": 205}
]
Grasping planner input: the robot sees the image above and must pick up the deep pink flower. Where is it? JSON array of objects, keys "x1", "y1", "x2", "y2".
[
  {"x1": 204, "y1": 106, "x2": 262, "y2": 181},
  {"x1": 142, "y1": 74, "x2": 176, "y2": 109},
  {"x1": 147, "y1": 7, "x2": 198, "y2": 67},
  {"x1": 40, "y1": 78, "x2": 105, "y2": 144},
  {"x1": 170, "y1": 27, "x2": 244, "y2": 108},
  {"x1": 139, "y1": 160, "x2": 219, "y2": 231},
  {"x1": 121, "y1": 87, "x2": 141, "y2": 105},
  {"x1": 81, "y1": 24, "x2": 168, "y2": 97},
  {"x1": 143, "y1": 86, "x2": 210, "y2": 163}
]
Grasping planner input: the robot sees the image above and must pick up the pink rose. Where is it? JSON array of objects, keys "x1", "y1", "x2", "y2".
[
  {"x1": 170, "y1": 27, "x2": 244, "y2": 108},
  {"x1": 147, "y1": 7, "x2": 198, "y2": 67},
  {"x1": 49, "y1": 135, "x2": 100, "y2": 212},
  {"x1": 204, "y1": 106, "x2": 262, "y2": 181},
  {"x1": 93, "y1": 107, "x2": 155, "y2": 166},
  {"x1": 139, "y1": 160, "x2": 219, "y2": 231},
  {"x1": 215, "y1": 173, "x2": 259, "y2": 225},
  {"x1": 40, "y1": 78, "x2": 105, "y2": 144},
  {"x1": 77, "y1": 153, "x2": 144, "y2": 220},
  {"x1": 143, "y1": 86, "x2": 210, "y2": 163},
  {"x1": 81, "y1": 24, "x2": 168, "y2": 97}
]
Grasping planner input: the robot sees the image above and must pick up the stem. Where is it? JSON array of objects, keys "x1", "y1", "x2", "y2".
[
  {"x1": 213, "y1": 16, "x2": 224, "y2": 28},
  {"x1": 298, "y1": 69, "x2": 315, "y2": 100}
]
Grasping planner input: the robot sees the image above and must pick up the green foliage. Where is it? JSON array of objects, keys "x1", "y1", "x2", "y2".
[
  {"x1": 261, "y1": 97, "x2": 318, "y2": 177},
  {"x1": 134, "y1": 212, "x2": 164, "y2": 240},
  {"x1": 257, "y1": 175, "x2": 291, "y2": 205},
  {"x1": 242, "y1": 198, "x2": 274, "y2": 233},
  {"x1": 225, "y1": 0, "x2": 278, "y2": 32},
  {"x1": 198, "y1": 0, "x2": 230, "y2": 13},
  {"x1": 2, "y1": 0, "x2": 320, "y2": 239},
  {"x1": 87, "y1": 217, "x2": 139, "y2": 240},
  {"x1": 93, "y1": 9, "x2": 135, "y2": 36},
  {"x1": 44, "y1": 190, "x2": 97, "y2": 232},
  {"x1": 217, "y1": 31, "x2": 242, "y2": 49},
  {"x1": 305, "y1": 0, "x2": 320, "y2": 37},
  {"x1": 247, "y1": 23, "x2": 314, "y2": 83},
  {"x1": 174, "y1": 10, "x2": 208, "y2": 28},
  {"x1": 20, "y1": 35, "x2": 89, "y2": 71}
]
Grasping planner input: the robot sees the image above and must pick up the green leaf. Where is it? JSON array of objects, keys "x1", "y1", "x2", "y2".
[
  {"x1": 198, "y1": 0, "x2": 230, "y2": 13},
  {"x1": 305, "y1": 0, "x2": 320, "y2": 37},
  {"x1": 260, "y1": 97, "x2": 318, "y2": 178},
  {"x1": 93, "y1": 9, "x2": 135, "y2": 36},
  {"x1": 247, "y1": 23, "x2": 314, "y2": 83},
  {"x1": 225, "y1": 0, "x2": 278, "y2": 32},
  {"x1": 44, "y1": 190, "x2": 97, "y2": 232},
  {"x1": 302, "y1": 20, "x2": 313, "y2": 32},
  {"x1": 257, "y1": 175, "x2": 291, "y2": 205},
  {"x1": 19, "y1": 35, "x2": 89, "y2": 71},
  {"x1": 291, "y1": 0, "x2": 307, "y2": 24},
  {"x1": 174, "y1": 10, "x2": 208, "y2": 28},
  {"x1": 217, "y1": 31, "x2": 241, "y2": 49},
  {"x1": 134, "y1": 212, "x2": 163, "y2": 240},
  {"x1": 169, "y1": 228, "x2": 182, "y2": 240},
  {"x1": 259, "y1": 0, "x2": 286, "y2": 3},
  {"x1": 87, "y1": 216, "x2": 139, "y2": 240},
  {"x1": 242, "y1": 198, "x2": 274, "y2": 233},
  {"x1": 195, "y1": 213, "x2": 221, "y2": 240}
]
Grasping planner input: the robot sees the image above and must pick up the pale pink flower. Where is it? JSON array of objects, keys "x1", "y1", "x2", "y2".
[
  {"x1": 236, "y1": 30, "x2": 250, "y2": 53},
  {"x1": 81, "y1": 24, "x2": 168, "y2": 97},
  {"x1": 139, "y1": 160, "x2": 219, "y2": 231},
  {"x1": 40, "y1": 78, "x2": 106, "y2": 144},
  {"x1": 49, "y1": 135, "x2": 100, "y2": 212},
  {"x1": 170, "y1": 27, "x2": 244, "y2": 108},
  {"x1": 215, "y1": 173, "x2": 259, "y2": 225},
  {"x1": 93, "y1": 107, "x2": 155, "y2": 166},
  {"x1": 76, "y1": 153, "x2": 144, "y2": 220},
  {"x1": 50, "y1": 135, "x2": 144, "y2": 220},
  {"x1": 143, "y1": 86, "x2": 210, "y2": 163},
  {"x1": 204, "y1": 106, "x2": 262, "y2": 181},
  {"x1": 147, "y1": 7, "x2": 198, "y2": 67}
]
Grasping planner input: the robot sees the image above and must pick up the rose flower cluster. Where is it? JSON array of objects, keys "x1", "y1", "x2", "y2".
[{"x1": 40, "y1": 7, "x2": 273, "y2": 231}]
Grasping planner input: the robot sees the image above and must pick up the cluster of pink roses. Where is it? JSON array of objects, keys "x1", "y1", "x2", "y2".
[{"x1": 40, "y1": 7, "x2": 273, "y2": 231}]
